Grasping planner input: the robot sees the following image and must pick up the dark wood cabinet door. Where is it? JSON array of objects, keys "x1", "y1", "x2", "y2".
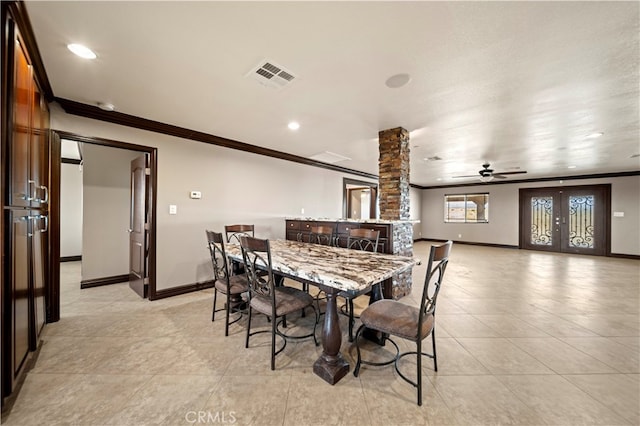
[
  {"x1": 9, "y1": 210, "x2": 30, "y2": 380},
  {"x1": 30, "y1": 81, "x2": 49, "y2": 209},
  {"x1": 9, "y1": 35, "x2": 32, "y2": 208},
  {"x1": 31, "y1": 214, "x2": 47, "y2": 340}
]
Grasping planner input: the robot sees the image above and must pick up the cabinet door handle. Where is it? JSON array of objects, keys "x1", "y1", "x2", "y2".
[
  {"x1": 39, "y1": 185, "x2": 49, "y2": 203},
  {"x1": 27, "y1": 180, "x2": 36, "y2": 201},
  {"x1": 39, "y1": 215, "x2": 48, "y2": 233}
]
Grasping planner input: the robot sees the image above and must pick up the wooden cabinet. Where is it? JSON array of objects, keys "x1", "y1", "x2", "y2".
[
  {"x1": 2, "y1": 12, "x2": 50, "y2": 403},
  {"x1": 285, "y1": 219, "x2": 392, "y2": 255}
]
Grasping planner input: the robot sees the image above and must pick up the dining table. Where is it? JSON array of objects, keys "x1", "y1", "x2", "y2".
[{"x1": 224, "y1": 239, "x2": 419, "y2": 385}]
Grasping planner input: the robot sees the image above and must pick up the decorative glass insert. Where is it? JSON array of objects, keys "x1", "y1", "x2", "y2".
[
  {"x1": 569, "y1": 195, "x2": 595, "y2": 248},
  {"x1": 530, "y1": 196, "x2": 553, "y2": 245},
  {"x1": 444, "y1": 193, "x2": 489, "y2": 223}
]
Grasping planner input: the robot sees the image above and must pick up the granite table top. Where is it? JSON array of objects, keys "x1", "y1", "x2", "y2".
[{"x1": 225, "y1": 239, "x2": 419, "y2": 294}]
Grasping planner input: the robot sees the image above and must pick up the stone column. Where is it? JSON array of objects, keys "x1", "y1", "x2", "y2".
[{"x1": 378, "y1": 127, "x2": 413, "y2": 299}]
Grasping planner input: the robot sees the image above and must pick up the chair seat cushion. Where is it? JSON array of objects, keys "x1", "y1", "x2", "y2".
[
  {"x1": 215, "y1": 274, "x2": 249, "y2": 295},
  {"x1": 250, "y1": 286, "x2": 314, "y2": 317},
  {"x1": 360, "y1": 300, "x2": 434, "y2": 341}
]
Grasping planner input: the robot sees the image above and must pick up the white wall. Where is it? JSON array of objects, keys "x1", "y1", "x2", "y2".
[
  {"x1": 81, "y1": 144, "x2": 141, "y2": 281},
  {"x1": 60, "y1": 162, "x2": 83, "y2": 257},
  {"x1": 421, "y1": 175, "x2": 640, "y2": 255},
  {"x1": 51, "y1": 105, "x2": 377, "y2": 291},
  {"x1": 409, "y1": 186, "x2": 422, "y2": 239}
]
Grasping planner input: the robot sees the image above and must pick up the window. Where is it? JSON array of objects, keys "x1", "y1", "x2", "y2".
[{"x1": 445, "y1": 193, "x2": 489, "y2": 223}]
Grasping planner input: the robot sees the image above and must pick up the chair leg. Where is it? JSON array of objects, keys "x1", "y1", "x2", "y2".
[
  {"x1": 245, "y1": 306, "x2": 252, "y2": 348},
  {"x1": 432, "y1": 328, "x2": 438, "y2": 372},
  {"x1": 312, "y1": 303, "x2": 319, "y2": 346},
  {"x1": 417, "y1": 339, "x2": 423, "y2": 406},
  {"x1": 224, "y1": 293, "x2": 230, "y2": 337},
  {"x1": 271, "y1": 314, "x2": 277, "y2": 371},
  {"x1": 348, "y1": 299, "x2": 355, "y2": 342},
  {"x1": 353, "y1": 324, "x2": 366, "y2": 377},
  {"x1": 212, "y1": 288, "x2": 218, "y2": 322}
]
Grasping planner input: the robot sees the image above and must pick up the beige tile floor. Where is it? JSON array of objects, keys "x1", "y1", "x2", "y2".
[{"x1": 2, "y1": 241, "x2": 639, "y2": 425}]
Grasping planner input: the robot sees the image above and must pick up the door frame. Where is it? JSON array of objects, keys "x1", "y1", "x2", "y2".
[
  {"x1": 343, "y1": 178, "x2": 378, "y2": 219},
  {"x1": 47, "y1": 130, "x2": 158, "y2": 322},
  {"x1": 518, "y1": 184, "x2": 611, "y2": 256}
]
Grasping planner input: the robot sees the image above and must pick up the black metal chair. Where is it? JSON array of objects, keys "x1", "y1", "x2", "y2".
[
  {"x1": 225, "y1": 224, "x2": 255, "y2": 274},
  {"x1": 225, "y1": 224, "x2": 254, "y2": 244},
  {"x1": 240, "y1": 235, "x2": 319, "y2": 370},
  {"x1": 342, "y1": 228, "x2": 380, "y2": 341},
  {"x1": 309, "y1": 225, "x2": 335, "y2": 246},
  {"x1": 206, "y1": 230, "x2": 249, "y2": 336},
  {"x1": 308, "y1": 225, "x2": 335, "y2": 310},
  {"x1": 353, "y1": 240, "x2": 452, "y2": 406}
]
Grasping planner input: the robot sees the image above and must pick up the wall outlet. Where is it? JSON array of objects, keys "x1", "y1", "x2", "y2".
[
  {"x1": 169, "y1": 205, "x2": 177, "y2": 215},
  {"x1": 190, "y1": 191, "x2": 202, "y2": 199},
  {"x1": 301, "y1": 207, "x2": 305, "y2": 215}
]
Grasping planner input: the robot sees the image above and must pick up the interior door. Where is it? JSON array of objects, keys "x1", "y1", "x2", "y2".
[
  {"x1": 129, "y1": 155, "x2": 147, "y2": 297},
  {"x1": 520, "y1": 185, "x2": 609, "y2": 255}
]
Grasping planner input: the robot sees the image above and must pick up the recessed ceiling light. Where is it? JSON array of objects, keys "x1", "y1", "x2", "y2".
[
  {"x1": 287, "y1": 121, "x2": 300, "y2": 130},
  {"x1": 385, "y1": 73, "x2": 411, "y2": 89},
  {"x1": 586, "y1": 132, "x2": 604, "y2": 139},
  {"x1": 67, "y1": 43, "x2": 97, "y2": 59},
  {"x1": 567, "y1": 165, "x2": 577, "y2": 169}
]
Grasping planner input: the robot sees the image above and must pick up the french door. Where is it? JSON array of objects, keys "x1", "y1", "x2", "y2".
[{"x1": 519, "y1": 185, "x2": 610, "y2": 256}]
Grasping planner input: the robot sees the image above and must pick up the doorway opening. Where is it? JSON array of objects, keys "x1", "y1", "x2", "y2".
[
  {"x1": 48, "y1": 130, "x2": 157, "y2": 322},
  {"x1": 343, "y1": 178, "x2": 378, "y2": 220},
  {"x1": 519, "y1": 184, "x2": 611, "y2": 256}
]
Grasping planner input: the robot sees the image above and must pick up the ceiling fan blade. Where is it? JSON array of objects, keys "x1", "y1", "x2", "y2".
[
  {"x1": 492, "y1": 174, "x2": 508, "y2": 179},
  {"x1": 493, "y1": 170, "x2": 528, "y2": 176},
  {"x1": 452, "y1": 174, "x2": 482, "y2": 178}
]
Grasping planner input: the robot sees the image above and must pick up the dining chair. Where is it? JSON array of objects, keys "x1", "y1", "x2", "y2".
[
  {"x1": 225, "y1": 224, "x2": 255, "y2": 274},
  {"x1": 309, "y1": 225, "x2": 334, "y2": 246},
  {"x1": 342, "y1": 228, "x2": 380, "y2": 341},
  {"x1": 353, "y1": 240, "x2": 452, "y2": 406},
  {"x1": 206, "y1": 230, "x2": 249, "y2": 336},
  {"x1": 308, "y1": 225, "x2": 335, "y2": 311},
  {"x1": 224, "y1": 224, "x2": 255, "y2": 244},
  {"x1": 239, "y1": 235, "x2": 319, "y2": 370}
]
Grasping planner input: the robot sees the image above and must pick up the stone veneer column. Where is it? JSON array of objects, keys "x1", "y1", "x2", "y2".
[{"x1": 378, "y1": 127, "x2": 413, "y2": 299}]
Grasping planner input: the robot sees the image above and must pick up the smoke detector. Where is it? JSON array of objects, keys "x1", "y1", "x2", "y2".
[{"x1": 246, "y1": 60, "x2": 297, "y2": 90}]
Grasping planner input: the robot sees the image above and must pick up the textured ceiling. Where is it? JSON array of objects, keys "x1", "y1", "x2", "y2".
[{"x1": 25, "y1": 1, "x2": 640, "y2": 186}]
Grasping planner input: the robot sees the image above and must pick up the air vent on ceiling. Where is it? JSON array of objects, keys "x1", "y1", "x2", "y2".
[
  {"x1": 309, "y1": 151, "x2": 351, "y2": 164},
  {"x1": 246, "y1": 60, "x2": 297, "y2": 89}
]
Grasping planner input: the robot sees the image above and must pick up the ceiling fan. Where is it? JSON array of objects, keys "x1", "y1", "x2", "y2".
[{"x1": 453, "y1": 163, "x2": 527, "y2": 181}]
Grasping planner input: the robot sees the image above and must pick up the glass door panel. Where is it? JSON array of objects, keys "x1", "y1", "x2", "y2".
[{"x1": 530, "y1": 196, "x2": 554, "y2": 246}]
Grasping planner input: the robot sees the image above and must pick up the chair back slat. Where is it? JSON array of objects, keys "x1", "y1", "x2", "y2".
[
  {"x1": 239, "y1": 236, "x2": 276, "y2": 306},
  {"x1": 347, "y1": 228, "x2": 380, "y2": 252},
  {"x1": 206, "y1": 230, "x2": 230, "y2": 282},
  {"x1": 309, "y1": 225, "x2": 334, "y2": 246},
  {"x1": 419, "y1": 241, "x2": 452, "y2": 323},
  {"x1": 225, "y1": 224, "x2": 255, "y2": 244}
]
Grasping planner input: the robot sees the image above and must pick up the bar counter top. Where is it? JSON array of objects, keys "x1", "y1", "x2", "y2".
[{"x1": 285, "y1": 217, "x2": 419, "y2": 225}]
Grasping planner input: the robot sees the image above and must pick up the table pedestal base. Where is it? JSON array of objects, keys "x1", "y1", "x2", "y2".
[{"x1": 313, "y1": 354, "x2": 349, "y2": 385}]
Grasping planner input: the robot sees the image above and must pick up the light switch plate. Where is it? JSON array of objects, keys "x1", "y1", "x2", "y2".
[
  {"x1": 169, "y1": 205, "x2": 177, "y2": 215},
  {"x1": 613, "y1": 211, "x2": 624, "y2": 217}
]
